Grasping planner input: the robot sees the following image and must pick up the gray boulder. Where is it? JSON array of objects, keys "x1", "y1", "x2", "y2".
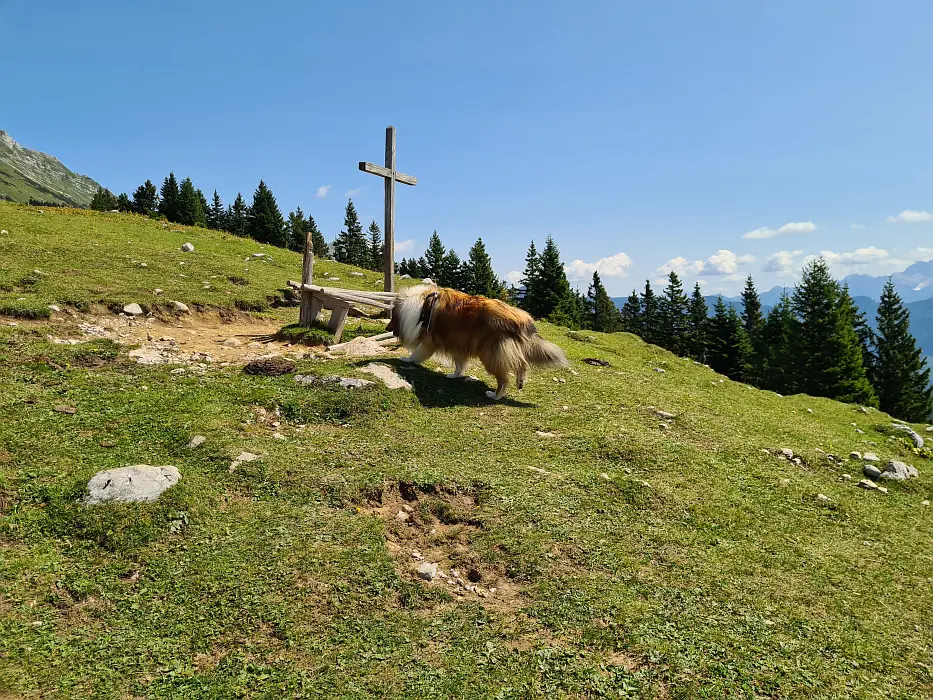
[
  {"x1": 172, "y1": 301, "x2": 189, "y2": 313},
  {"x1": 863, "y1": 452, "x2": 880, "y2": 463},
  {"x1": 181, "y1": 242, "x2": 195, "y2": 252},
  {"x1": 892, "y1": 423, "x2": 924, "y2": 449},
  {"x1": 880, "y1": 460, "x2": 919, "y2": 481},
  {"x1": 862, "y1": 465, "x2": 882, "y2": 480},
  {"x1": 123, "y1": 303, "x2": 144, "y2": 316},
  {"x1": 84, "y1": 465, "x2": 180, "y2": 505}
]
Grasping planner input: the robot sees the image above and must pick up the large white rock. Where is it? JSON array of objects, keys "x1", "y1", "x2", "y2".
[
  {"x1": 84, "y1": 465, "x2": 180, "y2": 506},
  {"x1": 181, "y1": 242, "x2": 195, "y2": 252},
  {"x1": 123, "y1": 303, "x2": 144, "y2": 316}
]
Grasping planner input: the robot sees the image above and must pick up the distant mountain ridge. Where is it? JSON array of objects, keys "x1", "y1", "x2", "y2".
[{"x1": 0, "y1": 130, "x2": 101, "y2": 207}]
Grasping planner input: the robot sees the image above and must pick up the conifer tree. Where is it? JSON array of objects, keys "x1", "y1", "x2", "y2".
[
  {"x1": 440, "y1": 249, "x2": 464, "y2": 290},
  {"x1": 741, "y1": 275, "x2": 766, "y2": 382},
  {"x1": 659, "y1": 271, "x2": 689, "y2": 353},
  {"x1": 548, "y1": 288, "x2": 590, "y2": 330},
  {"x1": 464, "y1": 238, "x2": 502, "y2": 298},
  {"x1": 415, "y1": 256, "x2": 429, "y2": 278},
  {"x1": 685, "y1": 283, "x2": 709, "y2": 361},
  {"x1": 246, "y1": 180, "x2": 287, "y2": 247},
  {"x1": 207, "y1": 191, "x2": 226, "y2": 231},
  {"x1": 90, "y1": 186, "x2": 118, "y2": 211},
  {"x1": 226, "y1": 193, "x2": 248, "y2": 237},
  {"x1": 640, "y1": 280, "x2": 662, "y2": 346},
  {"x1": 760, "y1": 290, "x2": 797, "y2": 394},
  {"x1": 305, "y1": 214, "x2": 327, "y2": 258},
  {"x1": 708, "y1": 296, "x2": 751, "y2": 380},
  {"x1": 116, "y1": 193, "x2": 132, "y2": 212},
  {"x1": 534, "y1": 236, "x2": 572, "y2": 319},
  {"x1": 158, "y1": 173, "x2": 179, "y2": 221},
  {"x1": 840, "y1": 284, "x2": 877, "y2": 385},
  {"x1": 196, "y1": 189, "x2": 208, "y2": 226},
  {"x1": 368, "y1": 220, "x2": 384, "y2": 271},
  {"x1": 588, "y1": 271, "x2": 621, "y2": 332},
  {"x1": 286, "y1": 206, "x2": 308, "y2": 253},
  {"x1": 132, "y1": 179, "x2": 158, "y2": 216},
  {"x1": 424, "y1": 231, "x2": 446, "y2": 280},
  {"x1": 620, "y1": 289, "x2": 641, "y2": 334},
  {"x1": 176, "y1": 178, "x2": 204, "y2": 227},
  {"x1": 791, "y1": 258, "x2": 875, "y2": 405},
  {"x1": 873, "y1": 280, "x2": 933, "y2": 421},
  {"x1": 519, "y1": 241, "x2": 542, "y2": 316}
]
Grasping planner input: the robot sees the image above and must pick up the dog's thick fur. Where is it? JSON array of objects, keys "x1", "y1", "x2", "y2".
[{"x1": 386, "y1": 284, "x2": 568, "y2": 400}]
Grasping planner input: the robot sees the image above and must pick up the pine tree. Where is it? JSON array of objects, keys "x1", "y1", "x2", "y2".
[
  {"x1": 519, "y1": 241, "x2": 542, "y2": 316},
  {"x1": 207, "y1": 191, "x2": 226, "y2": 231},
  {"x1": 440, "y1": 249, "x2": 464, "y2": 290},
  {"x1": 286, "y1": 207, "x2": 308, "y2": 253},
  {"x1": 620, "y1": 289, "x2": 642, "y2": 334},
  {"x1": 158, "y1": 173, "x2": 179, "y2": 221},
  {"x1": 424, "y1": 231, "x2": 446, "y2": 280},
  {"x1": 708, "y1": 296, "x2": 751, "y2": 380},
  {"x1": 367, "y1": 220, "x2": 383, "y2": 271},
  {"x1": 659, "y1": 271, "x2": 689, "y2": 353},
  {"x1": 685, "y1": 283, "x2": 709, "y2": 361},
  {"x1": 741, "y1": 275, "x2": 765, "y2": 383},
  {"x1": 196, "y1": 189, "x2": 208, "y2": 226},
  {"x1": 640, "y1": 280, "x2": 662, "y2": 346},
  {"x1": 307, "y1": 214, "x2": 328, "y2": 258},
  {"x1": 464, "y1": 238, "x2": 502, "y2": 298},
  {"x1": 841, "y1": 284, "x2": 877, "y2": 385},
  {"x1": 226, "y1": 193, "x2": 248, "y2": 237},
  {"x1": 176, "y1": 178, "x2": 204, "y2": 227},
  {"x1": 760, "y1": 290, "x2": 798, "y2": 394},
  {"x1": 535, "y1": 236, "x2": 572, "y2": 319},
  {"x1": 415, "y1": 256, "x2": 429, "y2": 278},
  {"x1": 873, "y1": 280, "x2": 933, "y2": 421},
  {"x1": 588, "y1": 271, "x2": 620, "y2": 332},
  {"x1": 90, "y1": 187, "x2": 118, "y2": 211},
  {"x1": 344, "y1": 199, "x2": 367, "y2": 266},
  {"x1": 791, "y1": 258, "x2": 875, "y2": 405},
  {"x1": 131, "y1": 179, "x2": 158, "y2": 216},
  {"x1": 246, "y1": 180, "x2": 287, "y2": 247},
  {"x1": 116, "y1": 193, "x2": 132, "y2": 212}
]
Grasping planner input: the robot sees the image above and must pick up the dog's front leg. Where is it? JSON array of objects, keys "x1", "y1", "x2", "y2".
[
  {"x1": 403, "y1": 343, "x2": 434, "y2": 365},
  {"x1": 446, "y1": 358, "x2": 469, "y2": 379}
]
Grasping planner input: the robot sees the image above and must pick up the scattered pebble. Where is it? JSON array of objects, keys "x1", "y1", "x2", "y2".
[
  {"x1": 806, "y1": 408, "x2": 814, "y2": 414},
  {"x1": 229, "y1": 451, "x2": 260, "y2": 473},
  {"x1": 841, "y1": 474, "x2": 852, "y2": 481},
  {"x1": 181, "y1": 242, "x2": 195, "y2": 252},
  {"x1": 863, "y1": 453, "x2": 880, "y2": 463},
  {"x1": 877, "y1": 486, "x2": 889, "y2": 494},
  {"x1": 172, "y1": 301, "x2": 189, "y2": 313},
  {"x1": 779, "y1": 478, "x2": 790, "y2": 487},
  {"x1": 863, "y1": 465, "x2": 883, "y2": 480},
  {"x1": 48, "y1": 305, "x2": 60, "y2": 312},
  {"x1": 653, "y1": 368, "x2": 666, "y2": 374},
  {"x1": 659, "y1": 423, "x2": 670, "y2": 430},
  {"x1": 53, "y1": 405, "x2": 77, "y2": 415},
  {"x1": 849, "y1": 451, "x2": 862, "y2": 461},
  {"x1": 816, "y1": 494, "x2": 831, "y2": 503},
  {"x1": 780, "y1": 448, "x2": 795, "y2": 459},
  {"x1": 417, "y1": 562, "x2": 437, "y2": 582},
  {"x1": 535, "y1": 430, "x2": 557, "y2": 438},
  {"x1": 222, "y1": 337, "x2": 242, "y2": 348},
  {"x1": 123, "y1": 303, "x2": 144, "y2": 316},
  {"x1": 923, "y1": 500, "x2": 930, "y2": 506},
  {"x1": 187, "y1": 435, "x2": 206, "y2": 448},
  {"x1": 395, "y1": 511, "x2": 410, "y2": 522},
  {"x1": 857, "y1": 479, "x2": 878, "y2": 491}
]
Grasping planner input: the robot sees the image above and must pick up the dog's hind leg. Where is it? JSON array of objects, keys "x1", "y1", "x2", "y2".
[
  {"x1": 446, "y1": 356, "x2": 469, "y2": 379},
  {"x1": 403, "y1": 342, "x2": 435, "y2": 365},
  {"x1": 484, "y1": 373, "x2": 509, "y2": 401},
  {"x1": 516, "y1": 367, "x2": 527, "y2": 390}
]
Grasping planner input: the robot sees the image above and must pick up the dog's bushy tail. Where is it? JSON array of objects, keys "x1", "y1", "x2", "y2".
[{"x1": 524, "y1": 335, "x2": 568, "y2": 368}]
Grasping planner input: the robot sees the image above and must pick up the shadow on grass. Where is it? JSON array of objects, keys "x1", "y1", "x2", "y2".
[{"x1": 350, "y1": 358, "x2": 535, "y2": 409}]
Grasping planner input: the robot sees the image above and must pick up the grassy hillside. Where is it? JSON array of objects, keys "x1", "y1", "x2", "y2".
[
  {"x1": 1, "y1": 203, "x2": 933, "y2": 698},
  {"x1": 0, "y1": 131, "x2": 101, "y2": 206}
]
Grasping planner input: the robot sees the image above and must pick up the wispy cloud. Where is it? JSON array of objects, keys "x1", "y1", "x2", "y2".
[
  {"x1": 564, "y1": 252, "x2": 633, "y2": 280},
  {"x1": 345, "y1": 188, "x2": 362, "y2": 198},
  {"x1": 743, "y1": 221, "x2": 817, "y2": 240},
  {"x1": 395, "y1": 238, "x2": 415, "y2": 254},
  {"x1": 886, "y1": 210, "x2": 932, "y2": 223},
  {"x1": 763, "y1": 250, "x2": 802, "y2": 276},
  {"x1": 315, "y1": 185, "x2": 331, "y2": 199},
  {"x1": 506, "y1": 270, "x2": 522, "y2": 285},
  {"x1": 658, "y1": 249, "x2": 754, "y2": 277}
]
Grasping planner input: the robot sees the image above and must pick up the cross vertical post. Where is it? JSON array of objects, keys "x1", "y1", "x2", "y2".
[{"x1": 359, "y1": 126, "x2": 418, "y2": 293}]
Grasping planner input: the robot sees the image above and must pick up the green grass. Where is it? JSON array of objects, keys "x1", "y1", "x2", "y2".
[{"x1": 1, "y1": 204, "x2": 933, "y2": 698}]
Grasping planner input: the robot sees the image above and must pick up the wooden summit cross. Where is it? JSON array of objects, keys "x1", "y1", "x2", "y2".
[{"x1": 359, "y1": 125, "x2": 418, "y2": 292}]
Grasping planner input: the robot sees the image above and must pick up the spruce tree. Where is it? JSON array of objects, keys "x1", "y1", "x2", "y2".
[
  {"x1": 207, "y1": 190, "x2": 226, "y2": 231},
  {"x1": 368, "y1": 220, "x2": 383, "y2": 271},
  {"x1": 424, "y1": 231, "x2": 446, "y2": 280},
  {"x1": 159, "y1": 173, "x2": 179, "y2": 221},
  {"x1": 741, "y1": 275, "x2": 766, "y2": 383},
  {"x1": 659, "y1": 271, "x2": 689, "y2": 353},
  {"x1": 116, "y1": 193, "x2": 132, "y2": 212},
  {"x1": 620, "y1": 289, "x2": 642, "y2": 334},
  {"x1": 464, "y1": 238, "x2": 502, "y2": 298},
  {"x1": 196, "y1": 189, "x2": 208, "y2": 226},
  {"x1": 873, "y1": 280, "x2": 933, "y2": 421},
  {"x1": 308, "y1": 215, "x2": 328, "y2": 258},
  {"x1": 132, "y1": 179, "x2": 158, "y2": 216},
  {"x1": 535, "y1": 236, "x2": 572, "y2": 319},
  {"x1": 708, "y1": 296, "x2": 751, "y2": 380},
  {"x1": 90, "y1": 187, "x2": 118, "y2": 211},
  {"x1": 791, "y1": 258, "x2": 875, "y2": 405},
  {"x1": 343, "y1": 199, "x2": 367, "y2": 267},
  {"x1": 519, "y1": 241, "x2": 542, "y2": 317},
  {"x1": 841, "y1": 284, "x2": 877, "y2": 385},
  {"x1": 286, "y1": 207, "x2": 308, "y2": 253},
  {"x1": 440, "y1": 249, "x2": 464, "y2": 290},
  {"x1": 686, "y1": 283, "x2": 709, "y2": 361},
  {"x1": 227, "y1": 193, "x2": 248, "y2": 237},
  {"x1": 176, "y1": 178, "x2": 204, "y2": 227},
  {"x1": 640, "y1": 280, "x2": 662, "y2": 346},
  {"x1": 246, "y1": 180, "x2": 287, "y2": 247},
  {"x1": 760, "y1": 290, "x2": 798, "y2": 394},
  {"x1": 588, "y1": 271, "x2": 621, "y2": 332}
]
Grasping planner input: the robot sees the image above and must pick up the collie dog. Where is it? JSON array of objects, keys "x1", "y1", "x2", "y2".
[{"x1": 386, "y1": 284, "x2": 568, "y2": 400}]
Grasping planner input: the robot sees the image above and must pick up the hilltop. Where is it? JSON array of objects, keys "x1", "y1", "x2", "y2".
[
  {"x1": 0, "y1": 130, "x2": 102, "y2": 207},
  {"x1": 1, "y1": 202, "x2": 932, "y2": 698}
]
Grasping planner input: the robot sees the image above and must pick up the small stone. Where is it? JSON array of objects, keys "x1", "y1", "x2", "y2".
[
  {"x1": 411, "y1": 552, "x2": 424, "y2": 561},
  {"x1": 171, "y1": 301, "x2": 189, "y2": 313},
  {"x1": 806, "y1": 408, "x2": 814, "y2": 414},
  {"x1": 395, "y1": 511, "x2": 410, "y2": 522},
  {"x1": 849, "y1": 451, "x2": 862, "y2": 461},
  {"x1": 654, "y1": 410, "x2": 676, "y2": 420},
  {"x1": 153, "y1": 288, "x2": 164, "y2": 296},
  {"x1": 653, "y1": 368, "x2": 666, "y2": 374},
  {"x1": 863, "y1": 465, "x2": 883, "y2": 480},
  {"x1": 780, "y1": 448, "x2": 794, "y2": 459},
  {"x1": 222, "y1": 337, "x2": 242, "y2": 348},
  {"x1": 181, "y1": 242, "x2": 195, "y2": 252},
  {"x1": 187, "y1": 435, "x2": 206, "y2": 448},
  {"x1": 859, "y1": 406, "x2": 870, "y2": 414},
  {"x1": 402, "y1": 504, "x2": 414, "y2": 513},
  {"x1": 599, "y1": 473, "x2": 610, "y2": 480},
  {"x1": 841, "y1": 474, "x2": 852, "y2": 481},
  {"x1": 855, "y1": 429, "x2": 865, "y2": 435},
  {"x1": 926, "y1": 426, "x2": 933, "y2": 433},
  {"x1": 417, "y1": 562, "x2": 437, "y2": 581},
  {"x1": 229, "y1": 451, "x2": 260, "y2": 473},
  {"x1": 272, "y1": 432, "x2": 286, "y2": 440},
  {"x1": 139, "y1": 262, "x2": 147, "y2": 268},
  {"x1": 659, "y1": 423, "x2": 671, "y2": 430},
  {"x1": 857, "y1": 479, "x2": 878, "y2": 490},
  {"x1": 779, "y1": 478, "x2": 790, "y2": 487},
  {"x1": 535, "y1": 430, "x2": 557, "y2": 438},
  {"x1": 816, "y1": 494, "x2": 831, "y2": 502},
  {"x1": 53, "y1": 405, "x2": 77, "y2": 414},
  {"x1": 863, "y1": 453, "x2": 880, "y2": 463},
  {"x1": 123, "y1": 303, "x2": 144, "y2": 316},
  {"x1": 84, "y1": 465, "x2": 181, "y2": 505},
  {"x1": 48, "y1": 305, "x2": 61, "y2": 312},
  {"x1": 922, "y1": 500, "x2": 930, "y2": 506},
  {"x1": 350, "y1": 271, "x2": 365, "y2": 277},
  {"x1": 892, "y1": 423, "x2": 924, "y2": 449},
  {"x1": 170, "y1": 368, "x2": 186, "y2": 375},
  {"x1": 569, "y1": 368, "x2": 579, "y2": 376},
  {"x1": 0, "y1": 230, "x2": 7, "y2": 235},
  {"x1": 877, "y1": 486, "x2": 889, "y2": 494}
]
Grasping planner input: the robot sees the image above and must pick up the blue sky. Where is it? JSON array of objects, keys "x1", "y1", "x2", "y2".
[{"x1": 4, "y1": 0, "x2": 933, "y2": 296}]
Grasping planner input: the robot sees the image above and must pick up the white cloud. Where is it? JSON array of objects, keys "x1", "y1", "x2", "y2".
[
  {"x1": 656, "y1": 250, "x2": 754, "y2": 277},
  {"x1": 743, "y1": 221, "x2": 817, "y2": 239},
  {"x1": 657, "y1": 256, "x2": 704, "y2": 276},
  {"x1": 696, "y1": 279, "x2": 708, "y2": 287},
  {"x1": 315, "y1": 185, "x2": 331, "y2": 199},
  {"x1": 654, "y1": 278, "x2": 668, "y2": 287},
  {"x1": 395, "y1": 238, "x2": 415, "y2": 254},
  {"x1": 345, "y1": 188, "x2": 362, "y2": 198},
  {"x1": 506, "y1": 270, "x2": 522, "y2": 285},
  {"x1": 886, "y1": 210, "x2": 932, "y2": 223},
  {"x1": 564, "y1": 252, "x2": 633, "y2": 280},
  {"x1": 910, "y1": 247, "x2": 933, "y2": 259},
  {"x1": 764, "y1": 250, "x2": 801, "y2": 276},
  {"x1": 816, "y1": 246, "x2": 891, "y2": 267}
]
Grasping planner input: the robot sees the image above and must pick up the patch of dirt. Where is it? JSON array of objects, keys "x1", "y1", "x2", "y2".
[{"x1": 365, "y1": 480, "x2": 523, "y2": 611}]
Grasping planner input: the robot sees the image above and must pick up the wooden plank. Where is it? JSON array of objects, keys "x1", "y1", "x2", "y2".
[
  {"x1": 326, "y1": 303, "x2": 350, "y2": 343},
  {"x1": 384, "y1": 126, "x2": 396, "y2": 294},
  {"x1": 301, "y1": 230, "x2": 315, "y2": 286},
  {"x1": 299, "y1": 289, "x2": 313, "y2": 326},
  {"x1": 358, "y1": 161, "x2": 417, "y2": 186},
  {"x1": 307, "y1": 294, "x2": 324, "y2": 326}
]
